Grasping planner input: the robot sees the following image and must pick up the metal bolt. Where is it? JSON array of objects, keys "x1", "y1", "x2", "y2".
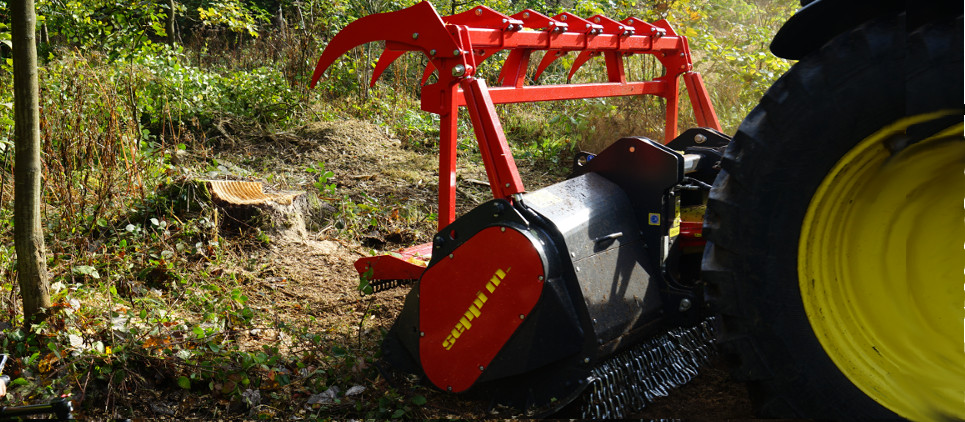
[
  {"x1": 584, "y1": 357, "x2": 590, "y2": 363},
  {"x1": 412, "y1": 32, "x2": 419, "y2": 39},
  {"x1": 575, "y1": 266, "x2": 581, "y2": 272},
  {"x1": 679, "y1": 298, "x2": 692, "y2": 312},
  {"x1": 452, "y1": 64, "x2": 466, "y2": 77},
  {"x1": 570, "y1": 252, "x2": 576, "y2": 258},
  {"x1": 429, "y1": 49, "x2": 437, "y2": 56},
  {"x1": 475, "y1": 8, "x2": 482, "y2": 15},
  {"x1": 695, "y1": 134, "x2": 707, "y2": 144},
  {"x1": 504, "y1": 183, "x2": 510, "y2": 188},
  {"x1": 447, "y1": 386, "x2": 453, "y2": 392},
  {"x1": 448, "y1": 253, "x2": 454, "y2": 259},
  {"x1": 523, "y1": 12, "x2": 530, "y2": 19},
  {"x1": 420, "y1": 331, "x2": 425, "y2": 337},
  {"x1": 500, "y1": 227, "x2": 506, "y2": 232},
  {"x1": 586, "y1": 23, "x2": 591, "y2": 29},
  {"x1": 453, "y1": 49, "x2": 461, "y2": 57},
  {"x1": 502, "y1": 18, "x2": 508, "y2": 24},
  {"x1": 592, "y1": 318, "x2": 598, "y2": 325},
  {"x1": 479, "y1": 365, "x2": 485, "y2": 371},
  {"x1": 561, "y1": 15, "x2": 567, "y2": 21},
  {"x1": 519, "y1": 314, "x2": 525, "y2": 319},
  {"x1": 680, "y1": 52, "x2": 686, "y2": 57},
  {"x1": 538, "y1": 275, "x2": 544, "y2": 281},
  {"x1": 594, "y1": 17, "x2": 600, "y2": 23}
]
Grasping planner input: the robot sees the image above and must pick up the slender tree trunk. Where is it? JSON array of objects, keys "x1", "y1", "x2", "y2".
[
  {"x1": 11, "y1": 0, "x2": 51, "y2": 326},
  {"x1": 39, "y1": 22, "x2": 48, "y2": 45},
  {"x1": 166, "y1": 0, "x2": 177, "y2": 45}
]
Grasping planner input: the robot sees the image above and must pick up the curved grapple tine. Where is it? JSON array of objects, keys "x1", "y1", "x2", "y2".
[
  {"x1": 474, "y1": 49, "x2": 500, "y2": 69},
  {"x1": 554, "y1": 12, "x2": 602, "y2": 34},
  {"x1": 310, "y1": 1, "x2": 459, "y2": 88},
  {"x1": 444, "y1": 5, "x2": 518, "y2": 29},
  {"x1": 421, "y1": 62, "x2": 436, "y2": 85},
  {"x1": 622, "y1": 17, "x2": 664, "y2": 37},
  {"x1": 568, "y1": 50, "x2": 600, "y2": 82},
  {"x1": 533, "y1": 50, "x2": 566, "y2": 82},
  {"x1": 371, "y1": 50, "x2": 406, "y2": 87},
  {"x1": 652, "y1": 19, "x2": 678, "y2": 36},
  {"x1": 589, "y1": 14, "x2": 631, "y2": 35},
  {"x1": 496, "y1": 50, "x2": 527, "y2": 86},
  {"x1": 512, "y1": 9, "x2": 568, "y2": 32}
]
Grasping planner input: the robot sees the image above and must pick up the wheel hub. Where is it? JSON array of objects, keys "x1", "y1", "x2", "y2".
[{"x1": 799, "y1": 112, "x2": 965, "y2": 420}]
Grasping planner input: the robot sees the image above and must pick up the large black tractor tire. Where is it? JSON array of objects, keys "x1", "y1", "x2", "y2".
[{"x1": 703, "y1": 12, "x2": 963, "y2": 420}]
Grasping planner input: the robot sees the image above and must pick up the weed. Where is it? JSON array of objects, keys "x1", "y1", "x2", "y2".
[{"x1": 305, "y1": 162, "x2": 336, "y2": 198}]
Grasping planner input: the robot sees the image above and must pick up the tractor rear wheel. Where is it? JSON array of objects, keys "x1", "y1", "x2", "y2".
[{"x1": 703, "y1": 13, "x2": 963, "y2": 420}]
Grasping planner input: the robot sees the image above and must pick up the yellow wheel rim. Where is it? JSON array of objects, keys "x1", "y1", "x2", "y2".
[{"x1": 799, "y1": 111, "x2": 965, "y2": 421}]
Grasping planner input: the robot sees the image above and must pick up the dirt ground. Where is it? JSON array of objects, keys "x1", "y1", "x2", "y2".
[{"x1": 200, "y1": 118, "x2": 753, "y2": 418}]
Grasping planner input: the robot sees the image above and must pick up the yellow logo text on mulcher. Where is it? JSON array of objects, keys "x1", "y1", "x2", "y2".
[{"x1": 442, "y1": 268, "x2": 508, "y2": 350}]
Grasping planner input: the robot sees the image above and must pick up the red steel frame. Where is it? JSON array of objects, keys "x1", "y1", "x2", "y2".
[{"x1": 310, "y1": 2, "x2": 720, "y2": 281}]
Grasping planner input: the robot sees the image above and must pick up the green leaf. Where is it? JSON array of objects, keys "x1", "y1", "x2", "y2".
[
  {"x1": 358, "y1": 266, "x2": 375, "y2": 295},
  {"x1": 11, "y1": 377, "x2": 28, "y2": 386},
  {"x1": 177, "y1": 376, "x2": 191, "y2": 389},
  {"x1": 411, "y1": 395, "x2": 427, "y2": 406},
  {"x1": 73, "y1": 265, "x2": 100, "y2": 279}
]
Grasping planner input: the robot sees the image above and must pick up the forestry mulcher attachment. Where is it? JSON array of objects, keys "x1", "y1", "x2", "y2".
[
  {"x1": 311, "y1": 2, "x2": 722, "y2": 415},
  {"x1": 310, "y1": 0, "x2": 964, "y2": 419}
]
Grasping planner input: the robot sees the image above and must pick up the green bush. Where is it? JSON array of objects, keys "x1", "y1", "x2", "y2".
[{"x1": 130, "y1": 43, "x2": 301, "y2": 130}]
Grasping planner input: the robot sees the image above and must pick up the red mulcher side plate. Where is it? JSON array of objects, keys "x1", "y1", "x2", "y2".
[{"x1": 419, "y1": 226, "x2": 545, "y2": 392}]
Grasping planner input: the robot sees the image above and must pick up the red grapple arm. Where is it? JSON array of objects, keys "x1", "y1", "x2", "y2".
[{"x1": 310, "y1": 2, "x2": 467, "y2": 88}]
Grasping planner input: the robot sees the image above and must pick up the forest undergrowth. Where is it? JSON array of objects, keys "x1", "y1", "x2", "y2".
[{"x1": 0, "y1": 0, "x2": 793, "y2": 418}]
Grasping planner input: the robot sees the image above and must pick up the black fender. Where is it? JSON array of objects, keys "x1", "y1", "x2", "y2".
[{"x1": 770, "y1": 0, "x2": 961, "y2": 60}]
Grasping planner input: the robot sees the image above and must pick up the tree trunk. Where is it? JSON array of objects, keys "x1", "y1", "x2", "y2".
[
  {"x1": 11, "y1": 0, "x2": 51, "y2": 326},
  {"x1": 39, "y1": 21, "x2": 48, "y2": 45},
  {"x1": 166, "y1": 0, "x2": 177, "y2": 45}
]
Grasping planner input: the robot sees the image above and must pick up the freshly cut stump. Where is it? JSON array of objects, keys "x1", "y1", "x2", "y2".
[
  {"x1": 207, "y1": 180, "x2": 303, "y2": 206},
  {"x1": 203, "y1": 180, "x2": 311, "y2": 239}
]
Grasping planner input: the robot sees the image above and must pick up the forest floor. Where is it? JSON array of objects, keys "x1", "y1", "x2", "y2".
[{"x1": 79, "y1": 118, "x2": 752, "y2": 418}]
